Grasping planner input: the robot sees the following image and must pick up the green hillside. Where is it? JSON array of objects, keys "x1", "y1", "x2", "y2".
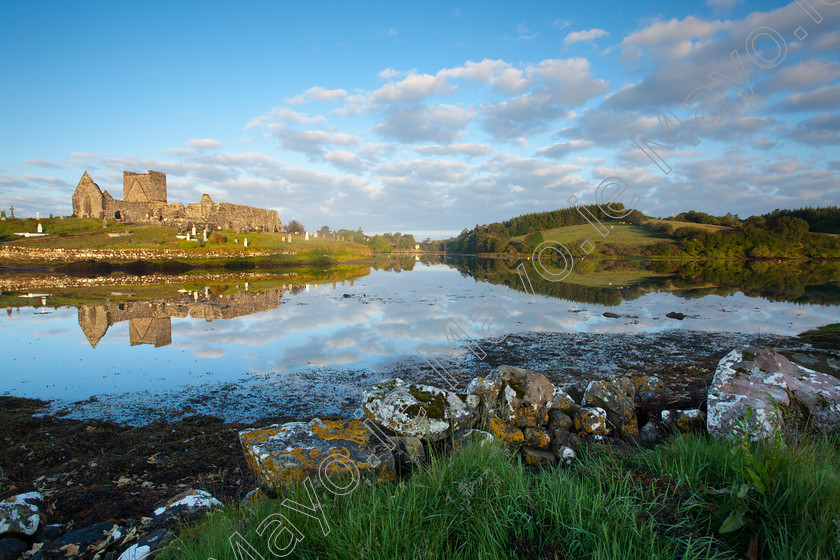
[{"x1": 440, "y1": 205, "x2": 840, "y2": 260}]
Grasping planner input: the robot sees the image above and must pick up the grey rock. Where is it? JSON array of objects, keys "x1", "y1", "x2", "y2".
[
  {"x1": 583, "y1": 377, "x2": 638, "y2": 440},
  {"x1": 363, "y1": 378, "x2": 477, "y2": 442},
  {"x1": 639, "y1": 422, "x2": 659, "y2": 446},
  {"x1": 0, "y1": 492, "x2": 44, "y2": 538},
  {"x1": 489, "y1": 365, "x2": 555, "y2": 428},
  {"x1": 708, "y1": 347, "x2": 840, "y2": 440},
  {"x1": 547, "y1": 409, "x2": 573, "y2": 431},
  {"x1": 153, "y1": 489, "x2": 221, "y2": 520},
  {"x1": 118, "y1": 529, "x2": 174, "y2": 560}
]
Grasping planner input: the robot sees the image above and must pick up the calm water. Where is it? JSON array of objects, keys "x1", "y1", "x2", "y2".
[{"x1": 1, "y1": 258, "x2": 838, "y2": 423}]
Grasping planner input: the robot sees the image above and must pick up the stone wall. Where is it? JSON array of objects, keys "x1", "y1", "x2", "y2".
[
  {"x1": 71, "y1": 171, "x2": 283, "y2": 233},
  {"x1": 72, "y1": 172, "x2": 105, "y2": 218},
  {"x1": 123, "y1": 171, "x2": 167, "y2": 203}
]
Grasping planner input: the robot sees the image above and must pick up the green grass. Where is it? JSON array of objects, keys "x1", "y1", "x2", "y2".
[
  {"x1": 800, "y1": 323, "x2": 840, "y2": 335},
  {"x1": 155, "y1": 433, "x2": 840, "y2": 560},
  {"x1": 1, "y1": 218, "x2": 372, "y2": 262},
  {"x1": 512, "y1": 223, "x2": 669, "y2": 248},
  {"x1": 646, "y1": 219, "x2": 734, "y2": 234},
  {"x1": 0, "y1": 216, "x2": 104, "y2": 242}
]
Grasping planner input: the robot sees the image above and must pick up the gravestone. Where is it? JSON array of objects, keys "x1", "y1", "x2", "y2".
[
  {"x1": 191, "y1": 225, "x2": 197, "y2": 236},
  {"x1": 36, "y1": 212, "x2": 39, "y2": 220},
  {"x1": 244, "y1": 238, "x2": 248, "y2": 247},
  {"x1": 10, "y1": 206, "x2": 14, "y2": 218},
  {"x1": 1, "y1": 209, "x2": 5, "y2": 220},
  {"x1": 37, "y1": 223, "x2": 42, "y2": 233},
  {"x1": 102, "y1": 217, "x2": 107, "y2": 228},
  {"x1": 305, "y1": 232, "x2": 309, "y2": 240}
]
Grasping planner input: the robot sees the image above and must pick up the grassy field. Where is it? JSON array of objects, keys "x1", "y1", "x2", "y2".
[
  {"x1": 511, "y1": 223, "x2": 668, "y2": 247},
  {"x1": 510, "y1": 221, "x2": 732, "y2": 253},
  {"x1": 0, "y1": 217, "x2": 371, "y2": 261},
  {"x1": 157, "y1": 432, "x2": 840, "y2": 560},
  {"x1": 646, "y1": 218, "x2": 734, "y2": 234}
]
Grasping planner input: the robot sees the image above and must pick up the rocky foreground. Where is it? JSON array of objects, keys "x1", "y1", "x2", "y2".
[{"x1": 1, "y1": 345, "x2": 838, "y2": 559}]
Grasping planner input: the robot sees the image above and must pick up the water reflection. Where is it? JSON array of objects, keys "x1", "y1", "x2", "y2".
[
  {"x1": 76, "y1": 287, "x2": 291, "y2": 348},
  {"x1": 1, "y1": 257, "x2": 838, "y2": 424},
  {"x1": 444, "y1": 257, "x2": 840, "y2": 306}
]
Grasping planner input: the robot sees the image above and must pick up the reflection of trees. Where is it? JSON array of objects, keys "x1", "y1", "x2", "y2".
[
  {"x1": 373, "y1": 258, "x2": 417, "y2": 272},
  {"x1": 444, "y1": 257, "x2": 840, "y2": 306}
]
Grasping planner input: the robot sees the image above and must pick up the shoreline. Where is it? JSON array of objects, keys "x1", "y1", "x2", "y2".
[{"x1": 2, "y1": 328, "x2": 836, "y2": 529}]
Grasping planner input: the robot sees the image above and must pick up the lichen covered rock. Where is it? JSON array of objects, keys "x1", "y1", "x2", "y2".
[
  {"x1": 488, "y1": 416, "x2": 525, "y2": 447},
  {"x1": 553, "y1": 444, "x2": 576, "y2": 466},
  {"x1": 708, "y1": 347, "x2": 840, "y2": 440},
  {"x1": 490, "y1": 365, "x2": 555, "y2": 428},
  {"x1": 633, "y1": 376, "x2": 667, "y2": 399},
  {"x1": 549, "y1": 388, "x2": 579, "y2": 415},
  {"x1": 523, "y1": 427, "x2": 551, "y2": 450},
  {"x1": 0, "y1": 492, "x2": 44, "y2": 538},
  {"x1": 583, "y1": 377, "x2": 638, "y2": 439},
  {"x1": 574, "y1": 407, "x2": 609, "y2": 435},
  {"x1": 363, "y1": 378, "x2": 477, "y2": 441},
  {"x1": 153, "y1": 489, "x2": 221, "y2": 519},
  {"x1": 239, "y1": 418, "x2": 395, "y2": 493},
  {"x1": 466, "y1": 377, "x2": 503, "y2": 414}
]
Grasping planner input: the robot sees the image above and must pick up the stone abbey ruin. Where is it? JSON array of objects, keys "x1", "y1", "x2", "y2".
[{"x1": 72, "y1": 170, "x2": 283, "y2": 233}]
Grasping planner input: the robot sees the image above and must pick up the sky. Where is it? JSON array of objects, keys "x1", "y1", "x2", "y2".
[{"x1": 1, "y1": 0, "x2": 838, "y2": 239}]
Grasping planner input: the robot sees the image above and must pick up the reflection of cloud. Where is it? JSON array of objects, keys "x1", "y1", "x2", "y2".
[{"x1": 193, "y1": 348, "x2": 227, "y2": 359}]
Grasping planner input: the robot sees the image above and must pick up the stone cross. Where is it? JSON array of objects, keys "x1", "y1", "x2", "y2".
[
  {"x1": 9, "y1": 206, "x2": 14, "y2": 218},
  {"x1": 36, "y1": 212, "x2": 40, "y2": 220}
]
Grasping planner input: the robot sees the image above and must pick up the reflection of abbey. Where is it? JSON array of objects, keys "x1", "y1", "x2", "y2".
[
  {"x1": 72, "y1": 170, "x2": 283, "y2": 233},
  {"x1": 77, "y1": 286, "x2": 293, "y2": 348}
]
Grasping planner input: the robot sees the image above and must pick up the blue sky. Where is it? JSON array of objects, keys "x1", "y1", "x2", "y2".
[{"x1": 1, "y1": 0, "x2": 838, "y2": 238}]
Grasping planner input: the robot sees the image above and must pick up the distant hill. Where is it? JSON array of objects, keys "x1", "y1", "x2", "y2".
[{"x1": 436, "y1": 205, "x2": 840, "y2": 259}]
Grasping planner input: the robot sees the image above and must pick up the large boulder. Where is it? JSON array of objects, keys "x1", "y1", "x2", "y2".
[
  {"x1": 707, "y1": 347, "x2": 840, "y2": 440},
  {"x1": 363, "y1": 378, "x2": 478, "y2": 442},
  {"x1": 583, "y1": 377, "x2": 638, "y2": 439},
  {"x1": 490, "y1": 366, "x2": 555, "y2": 428},
  {"x1": 239, "y1": 418, "x2": 396, "y2": 493},
  {"x1": 0, "y1": 492, "x2": 44, "y2": 538}
]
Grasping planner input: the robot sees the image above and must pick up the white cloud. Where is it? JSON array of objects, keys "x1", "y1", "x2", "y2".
[
  {"x1": 370, "y1": 73, "x2": 455, "y2": 104},
  {"x1": 287, "y1": 86, "x2": 349, "y2": 105},
  {"x1": 536, "y1": 140, "x2": 593, "y2": 158},
  {"x1": 187, "y1": 138, "x2": 222, "y2": 150},
  {"x1": 371, "y1": 104, "x2": 475, "y2": 144},
  {"x1": 564, "y1": 29, "x2": 610, "y2": 45},
  {"x1": 778, "y1": 84, "x2": 840, "y2": 112}
]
